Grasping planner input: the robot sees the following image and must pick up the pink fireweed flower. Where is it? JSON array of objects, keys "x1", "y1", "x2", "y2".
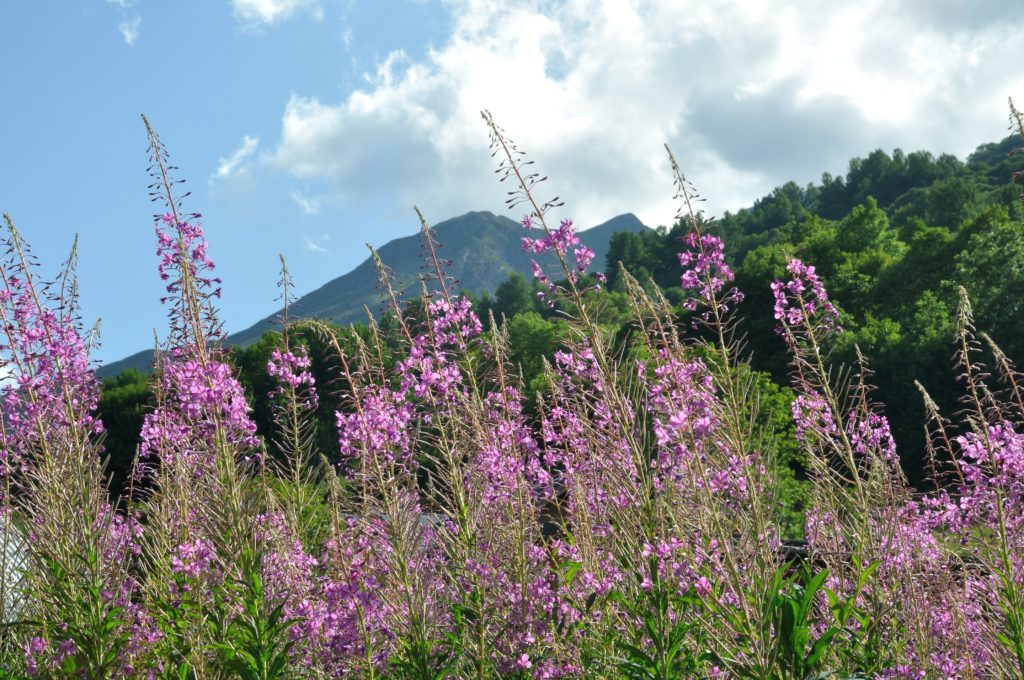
[
  {"x1": 931, "y1": 422, "x2": 1024, "y2": 537},
  {"x1": 267, "y1": 347, "x2": 314, "y2": 390},
  {"x1": 142, "y1": 182, "x2": 262, "y2": 468},
  {"x1": 388, "y1": 295, "x2": 480, "y2": 409},
  {"x1": 23, "y1": 636, "x2": 46, "y2": 676},
  {"x1": 542, "y1": 342, "x2": 641, "y2": 521},
  {"x1": 791, "y1": 392, "x2": 839, "y2": 445},
  {"x1": 847, "y1": 411, "x2": 898, "y2": 464},
  {"x1": 428, "y1": 295, "x2": 482, "y2": 348},
  {"x1": 336, "y1": 385, "x2": 415, "y2": 468},
  {"x1": 677, "y1": 231, "x2": 743, "y2": 316},
  {"x1": 267, "y1": 346, "x2": 318, "y2": 409},
  {"x1": 520, "y1": 218, "x2": 579, "y2": 257},
  {"x1": 23, "y1": 637, "x2": 78, "y2": 678},
  {"x1": 155, "y1": 214, "x2": 219, "y2": 291},
  {"x1": 307, "y1": 516, "x2": 394, "y2": 672},
  {"x1": 0, "y1": 249, "x2": 105, "y2": 478},
  {"x1": 396, "y1": 338, "x2": 465, "y2": 405},
  {"x1": 521, "y1": 218, "x2": 601, "y2": 301},
  {"x1": 474, "y1": 386, "x2": 550, "y2": 505},
  {"x1": 531, "y1": 260, "x2": 548, "y2": 286},
  {"x1": 795, "y1": 395, "x2": 898, "y2": 466},
  {"x1": 772, "y1": 258, "x2": 840, "y2": 336},
  {"x1": 139, "y1": 358, "x2": 259, "y2": 466},
  {"x1": 573, "y1": 244, "x2": 595, "y2": 274},
  {"x1": 170, "y1": 537, "x2": 217, "y2": 580},
  {"x1": 255, "y1": 512, "x2": 325, "y2": 660},
  {"x1": 645, "y1": 351, "x2": 756, "y2": 501},
  {"x1": 154, "y1": 213, "x2": 225, "y2": 351},
  {"x1": 155, "y1": 214, "x2": 220, "y2": 293}
]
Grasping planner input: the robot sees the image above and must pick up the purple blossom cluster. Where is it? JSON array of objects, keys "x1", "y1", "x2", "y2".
[
  {"x1": 474, "y1": 386, "x2": 551, "y2": 504},
  {"x1": 521, "y1": 217, "x2": 600, "y2": 305},
  {"x1": 779, "y1": 259, "x2": 1016, "y2": 675},
  {"x1": 267, "y1": 347, "x2": 315, "y2": 391},
  {"x1": 847, "y1": 411, "x2": 898, "y2": 463},
  {"x1": 267, "y1": 346, "x2": 318, "y2": 408},
  {"x1": 170, "y1": 536, "x2": 217, "y2": 581},
  {"x1": 677, "y1": 231, "x2": 743, "y2": 315},
  {"x1": 0, "y1": 265, "x2": 104, "y2": 477},
  {"x1": 520, "y1": 216, "x2": 580, "y2": 258},
  {"x1": 139, "y1": 358, "x2": 259, "y2": 466},
  {"x1": 924, "y1": 422, "x2": 1024, "y2": 558},
  {"x1": 155, "y1": 213, "x2": 222, "y2": 303},
  {"x1": 772, "y1": 258, "x2": 841, "y2": 335},
  {"x1": 543, "y1": 343, "x2": 640, "y2": 520},
  {"x1": 336, "y1": 385, "x2": 415, "y2": 468},
  {"x1": 428, "y1": 294, "x2": 482, "y2": 348}
]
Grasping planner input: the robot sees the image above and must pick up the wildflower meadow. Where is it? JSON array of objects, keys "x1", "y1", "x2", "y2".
[{"x1": 1, "y1": 104, "x2": 1024, "y2": 679}]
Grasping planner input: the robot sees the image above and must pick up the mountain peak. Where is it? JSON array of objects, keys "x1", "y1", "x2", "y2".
[{"x1": 98, "y1": 210, "x2": 648, "y2": 376}]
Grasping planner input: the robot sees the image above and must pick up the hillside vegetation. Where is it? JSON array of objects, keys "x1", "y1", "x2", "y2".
[{"x1": 101, "y1": 134, "x2": 1024, "y2": 497}]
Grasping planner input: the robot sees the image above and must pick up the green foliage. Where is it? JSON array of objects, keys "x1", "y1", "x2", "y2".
[
  {"x1": 505, "y1": 312, "x2": 564, "y2": 391},
  {"x1": 609, "y1": 573, "x2": 707, "y2": 679},
  {"x1": 715, "y1": 137, "x2": 1024, "y2": 487},
  {"x1": 823, "y1": 561, "x2": 903, "y2": 676},
  {"x1": 215, "y1": 548, "x2": 298, "y2": 680},
  {"x1": 97, "y1": 368, "x2": 153, "y2": 498},
  {"x1": 926, "y1": 176, "x2": 981, "y2": 229},
  {"x1": 262, "y1": 476, "x2": 333, "y2": 552},
  {"x1": 760, "y1": 566, "x2": 839, "y2": 679},
  {"x1": 34, "y1": 545, "x2": 131, "y2": 678},
  {"x1": 746, "y1": 371, "x2": 807, "y2": 538},
  {"x1": 489, "y1": 271, "x2": 538, "y2": 321},
  {"x1": 953, "y1": 207, "x2": 1024, "y2": 358}
]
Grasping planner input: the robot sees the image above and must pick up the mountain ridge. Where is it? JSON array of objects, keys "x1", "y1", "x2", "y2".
[{"x1": 98, "y1": 210, "x2": 649, "y2": 377}]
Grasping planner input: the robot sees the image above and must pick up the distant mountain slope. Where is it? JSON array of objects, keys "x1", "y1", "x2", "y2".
[{"x1": 98, "y1": 211, "x2": 648, "y2": 376}]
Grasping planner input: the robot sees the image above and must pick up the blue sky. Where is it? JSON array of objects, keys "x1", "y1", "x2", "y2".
[{"x1": 1, "y1": 0, "x2": 1022, "y2": 366}]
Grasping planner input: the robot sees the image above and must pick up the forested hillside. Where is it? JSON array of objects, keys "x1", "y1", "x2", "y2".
[{"x1": 602, "y1": 135, "x2": 1024, "y2": 485}]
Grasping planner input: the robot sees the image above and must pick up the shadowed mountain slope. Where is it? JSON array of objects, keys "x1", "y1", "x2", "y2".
[{"x1": 98, "y1": 210, "x2": 648, "y2": 376}]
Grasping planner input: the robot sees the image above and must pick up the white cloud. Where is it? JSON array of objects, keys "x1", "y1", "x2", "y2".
[
  {"x1": 304, "y1": 235, "x2": 329, "y2": 254},
  {"x1": 213, "y1": 135, "x2": 260, "y2": 182},
  {"x1": 117, "y1": 16, "x2": 141, "y2": 45},
  {"x1": 231, "y1": 0, "x2": 322, "y2": 26},
  {"x1": 290, "y1": 190, "x2": 321, "y2": 214},
  {"x1": 267, "y1": 0, "x2": 1024, "y2": 227},
  {"x1": 106, "y1": 0, "x2": 136, "y2": 7}
]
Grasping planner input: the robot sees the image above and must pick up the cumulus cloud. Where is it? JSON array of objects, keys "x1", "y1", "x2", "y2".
[
  {"x1": 267, "y1": 0, "x2": 1024, "y2": 227},
  {"x1": 231, "y1": 0, "x2": 323, "y2": 26},
  {"x1": 117, "y1": 16, "x2": 141, "y2": 45},
  {"x1": 213, "y1": 135, "x2": 260, "y2": 182}
]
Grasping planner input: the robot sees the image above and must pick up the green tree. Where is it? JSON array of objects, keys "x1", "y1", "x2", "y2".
[
  {"x1": 835, "y1": 197, "x2": 890, "y2": 253},
  {"x1": 492, "y1": 271, "x2": 536, "y2": 321},
  {"x1": 926, "y1": 176, "x2": 981, "y2": 229},
  {"x1": 953, "y1": 208, "x2": 1024, "y2": 358},
  {"x1": 505, "y1": 312, "x2": 563, "y2": 394},
  {"x1": 97, "y1": 368, "x2": 154, "y2": 499}
]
